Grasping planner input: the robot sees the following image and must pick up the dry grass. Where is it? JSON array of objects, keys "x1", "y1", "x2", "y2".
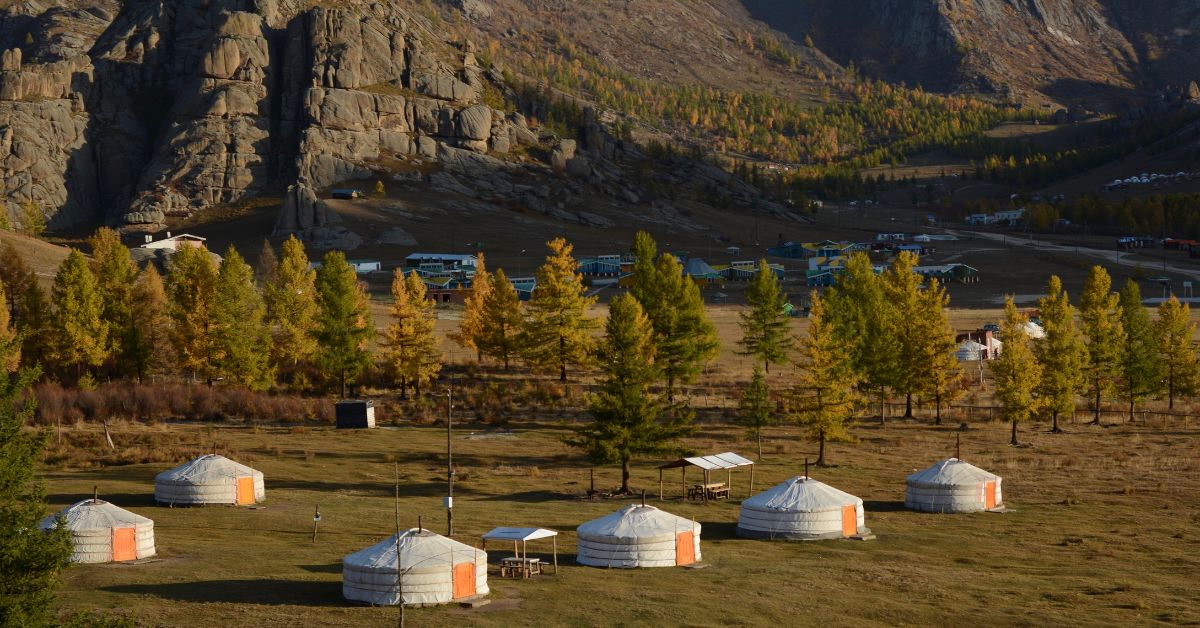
[{"x1": 40, "y1": 416, "x2": 1200, "y2": 627}]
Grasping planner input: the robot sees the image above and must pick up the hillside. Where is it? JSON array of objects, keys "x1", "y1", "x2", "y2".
[{"x1": 0, "y1": 229, "x2": 71, "y2": 285}]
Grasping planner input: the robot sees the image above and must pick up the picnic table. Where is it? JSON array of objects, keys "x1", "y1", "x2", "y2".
[
  {"x1": 688, "y1": 482, "x2": 729, "y2": 501},
  {"x1": 500, "y1": 556, "x2": 542, "y2": 578}
]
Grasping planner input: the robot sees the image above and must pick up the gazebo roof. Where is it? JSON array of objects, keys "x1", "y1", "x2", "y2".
[
  {"x1": 481, "y1": 527, "x2": 558, "y2": 542},
  {"x1": 658, "y1": 452, "x2": 754, "y2": 470}
]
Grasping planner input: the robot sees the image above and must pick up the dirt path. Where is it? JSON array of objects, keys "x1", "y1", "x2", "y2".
[{"x1": 951, "y1": 229, "x2": 1200, "y2": 283}]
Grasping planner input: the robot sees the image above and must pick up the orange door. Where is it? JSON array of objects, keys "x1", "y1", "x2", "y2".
[
  {"x1": 675, "y1": 531, "x2": 695, "y2": 566},
  {"x1": 112, "y1": 527, "x2": 136, "y2": 561},
  {"x1": 841, "y1": 505, "x2": 858, "y2": 537},
  {"x1": 984, "y1": 481, "x2": 997, "y2": 509},
  {"x1": 452, "y1": 562, "x2": 476, "y2": 599},
  {"x1": 236, "y1": 476, "x2": 255, "y2": 505}
]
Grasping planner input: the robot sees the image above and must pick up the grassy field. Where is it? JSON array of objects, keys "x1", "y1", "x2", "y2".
[{"x1": 43, "y1": 414, "x2": 1200, "y2": 627}]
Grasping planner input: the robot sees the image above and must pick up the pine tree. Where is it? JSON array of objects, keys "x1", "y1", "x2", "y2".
[
  {"x1": 0, "y1": 244, "x2": 50, "y2": 366},
  {"x1": 629, "y1": 230, "x2": 660, "y2": 306},
  {"x1": 1155, "y1": 296, "x2": 1199, "y2": 410},
  {"x1": 264, "y1": 236, "x2": 318, "y2": 381},
  {"x1": 451, "y1": 253, "x2": 492, "y2": 362},
  {"x1": 0, "y1": 330, "x2": 71, "y2": 625},
  {"x1": 50, "y1": 249, "x2": 109, "y2": 381},
  {"x1": 381, "y1": 270, "x2": 442, "y2": 398},
  {"x1": 1080, "y1": 266, "x2": 1125, "y2": 425},
  {"x1": 1035, "y1": 276, "x2": 1086, "y2": 433},
  {"x1": 738, "y1": 259, "x2": 792, "y2": 373},
  {"x1": 1118, "y1": 280, "x2": 1164, "y2": 421},
  {"x1": 914, "y1": 278, "x2": 961, "y2": 424},
  {"x1": 126, "y1": 266, "x2": 172, "y2": 383},
  {"x1": 88, "y1": 227, "x2": 138, "y2": 377},
  {"x1": 991, "y1": 297, "x2": 1042, "y2": 446},
  {"x1": 738, "y1": 365, "x2": 774, "y2": 460},
  {"x1": 824, "y1": 252, "x2": 894, "y2": 420},
  {"x1": 570, "y1": 294, "x2": 690, "y2": 493},
  {"x1": 314, "y1": 251, "x2": 375, "y2": 397},
  {"x1": 477, "y1": 269, "x2": 523, "y2": 369},
  {"x1": 522, "y1": 238, "x2": 597, "y2": 382},
  {"x1": 792, "y1": 291, "x2": 859, "y2": 466},
  {"x1": 212, "y1": 246, "x2": 273, "y2": 391},
  {"x1": 167, "y1": 245, "x2": 219, "y2": 384}
]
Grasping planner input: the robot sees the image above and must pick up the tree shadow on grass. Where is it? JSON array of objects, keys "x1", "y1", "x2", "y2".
[
  {"x1": 481, "y1": 489, "x2": 578, "y2": 503},
  {"x1": 699, "y1": 521, "x2": 740, "y2": 540},
  {"x1": 299, "y1": 563, "x2": 342, "y2": 574},
  {"x1": 51, "y1": 492, "x2": 157, "y2": 508},
  {"x1": 103, "y1": 579, "x2": 344, "y2": 606},
  {"x1": 863, "y1": 500, "x2": 907, "y2": 512}
]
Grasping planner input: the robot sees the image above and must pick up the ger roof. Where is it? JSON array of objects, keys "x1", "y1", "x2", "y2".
[
  {"x1": 344, "y1": 528, "x2": 481, "y2": 574},
  {"x1": 741, "y1": 476, "x2": 861, "y2": 513},
  {"x1": 658, "y1": 451, "x2": 754, "y2": 470},
  {"x1": 155, "y1": 454, "x2": 259, "y2": 483},
  {"x1": 907, "y1": 458, "x2": 999, "y2": 488},
  {"x1": 577, "y1": 505, "x2": 697, "y2": 543},
  {"x1": 40, "y1": 499, "x2": 152, "y2": 531}
]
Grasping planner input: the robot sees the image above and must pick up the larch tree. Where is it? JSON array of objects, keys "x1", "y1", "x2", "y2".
[
  {"x1": 0, "y1": 279, "x2": 18, "y2": 372},
  {"x1": 521, "y1": 238, "x2": 597, "y2": 382},
  {"x1": 1079, "y1": 266, "x2": 1125, "y2": 425},
  {"x1": 737, "y1": 259, "x2": 792, "y2": 373},
  {"x1": 88, "y1": 227, "x2": 137, "y2": 376},
  {"x1": 167, "y1": 244, "x2": 219, "y2": 384},
  {"x1": 629, "y1": 230, "x2": 661, "y2": 307},
  {"x1": 0, "y1": 244, "x2": 51, "y2": 368},
  {"x1": 477, "y1": 269, "x2": 523, "y2": 369},
  {"x1": 738, "y1": 365, "x2": 775, "y2": 460},
  {"x1": 381, "y1": 270, "x2": 442, "y2": 398},
  {"x1": 212, "y1": 246, "x2": 274, "y2": 391},
  {"x1": 50, "y1": 249, "x2": 109, "y2": 382},
  {"x1": 990, "y1": 297, "x2": 1042, "y2": 446},
  {"x1": 824, "y1": 252, "x2": 894, "y2": 420},
  {"x1": 264, "y1": 236, "x2": 319, "y2": 382},
  {"x1": 791, "y1": 291, "x2": 859, "y2": 466},
  {"x1": 1154, "y1": 296, "x2": 1199, "y2": 410},
  {"x1": 0, "y1": 347, "x2": 71, "y2": 626},
  {"x1": 1118, "y1": 280, "x2": 1164, "y2": 421},
  {"x1": 1035, "y1": 276, "x2": 1086, "y2": 433},
  {"x1": 914, "y1": 277, "x2": 961, "y2": 425},
  {"x1": 314, "y1": 250, "x2": 375, "y2": 397},
  {"x1": 450, "y1": 252, "x2": 492, "y2": 362},
  {"x1": 570, "y1": 294, "x2": 690, "y2": 494},
  {"x1": 126, "y1": 265, "x2": 172, "y2": 383},
  {"x1": 882, "y1": 251, "x2": 928, "y2": 418},
  {"x1": 255, "y1": 238, "x2": 278, "y2": 288}
]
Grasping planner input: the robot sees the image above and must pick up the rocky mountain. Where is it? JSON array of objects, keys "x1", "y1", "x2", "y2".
[{"x1": 2, "y1": 0, "x2": 1198, "y2": 233}]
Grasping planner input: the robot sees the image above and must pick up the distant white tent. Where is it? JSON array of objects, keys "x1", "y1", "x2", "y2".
[
  {"x1": 343, "y1": 528, "x2": 488, "y2": 606},
  {"x1": 737, "y1": 476, "x2": 867, "y2": 540},
  {"x1": 956, "y1": 340, "x2": 986, "y2": 361},
  {"x1": 154, "y1": 454, "x2": 264, "y2": 506},
  {"x1": 906, "y1": 458, "x2": 1003, "y2": 513},
  {"x1": 576, "y1": 504, "x2": 700, "y2": 568},
  {"x1": 40, "y1": 499, "x2": 155, "y2": 563}
]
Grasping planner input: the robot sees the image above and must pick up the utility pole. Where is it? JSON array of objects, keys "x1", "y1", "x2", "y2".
[{"x1": 446, "y1": 385, "x2": 454, "y2": 537}]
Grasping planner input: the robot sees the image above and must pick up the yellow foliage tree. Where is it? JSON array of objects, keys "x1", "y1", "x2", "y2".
[
  {"x1": 450, "y1": 253, "x2": 492, "y2": 362},
  {"x1": 521, "y1": 238, "x2": 597, "y2": 382},
  {"x1": 381, "y1": 270, "x2": 442, "y2": 397}
]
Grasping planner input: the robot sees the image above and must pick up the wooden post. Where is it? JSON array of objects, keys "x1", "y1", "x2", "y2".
[
  {"x1": 702, "y1": 470, "x2": 708, "y2": 504},
  {"x1": 956, "y1": 433, "x2": 960, "y2": 460},
  {"x1": 681, "y1": 467, "x2": 686, "y2": 500},
  {"x1": 589, "y1": 468, "x2": 595, "y2": 495},
  {"x1": 658, "y1": 468, "x2": 663, "y2": 501},
  {"x1": 552, "y1": 535, "x2": 558, "y2": 574},
  {"x1": 93, "y1": 486, "x2": 98, "y2": 503},
  {"x1": 749, "y1": 463, "x2": 755, "y2": 495}
]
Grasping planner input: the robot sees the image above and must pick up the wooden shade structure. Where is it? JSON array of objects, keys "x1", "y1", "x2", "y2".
[
  {"x1": 657, "y1": 452, "x2": 755, "y2": 502},
  {"x1": 480, "y1": 527, "x2": 558, "y2": 574}
]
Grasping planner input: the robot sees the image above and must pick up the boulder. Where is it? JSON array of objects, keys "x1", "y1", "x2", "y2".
[
  {"x1": 274, "y1": 182, "x2": 333, "y2": 234},
  {"x1": 457, "y1": 105, "x2": 492, "y2": 141},
  {"x1": 550, "y1": 139, "x2": 576, "y2": 172}
]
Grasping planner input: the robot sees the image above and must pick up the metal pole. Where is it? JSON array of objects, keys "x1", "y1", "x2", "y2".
[
  {"x1": 395, "y1": 464, "x2": 404, "y2": 627},
  {"x1": 446, "y1": 386, "x2": 454, "y2": 537}
]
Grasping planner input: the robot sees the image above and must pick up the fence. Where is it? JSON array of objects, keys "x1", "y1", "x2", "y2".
[{"x1": 875, "y1": 402, "x2": 1195, "y2": 427}]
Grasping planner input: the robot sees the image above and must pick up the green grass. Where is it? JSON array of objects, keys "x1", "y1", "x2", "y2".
[{"x1": 43, "y1": 418, "x2": 1200, "y2": 626}]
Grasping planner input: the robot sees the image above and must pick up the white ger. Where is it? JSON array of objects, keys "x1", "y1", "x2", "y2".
[
  {"x1": 40, "y1": 499, "x2": 155, "y2": 563},
  {"x1": 342, "y1": 528, "x2": 488, "y2": 606},
  {"x1": 576, "y1": 504, "x2": 700, "y2": 568},
  {"x1": 906, "y1": 458, "x2": 1003, "y2": 513},
  {"x1": 737, "y1": 476, "x2": 867, "y2": 540},
  {"x1": 154, "y1": 454, "x2": 265, "y2": 506}
]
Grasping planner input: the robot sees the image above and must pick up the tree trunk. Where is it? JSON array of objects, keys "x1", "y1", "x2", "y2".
[
  {"x1": 341, "y1": 369, "x2": 347, "y2": 399},
  {"x1": 816, "y1": 428, "x2": 827, "y2": 466},
  {"x1": 934, "y1": 391, "x2": 942, "y2": 426},
  {"x1": 764, "y1": 359, "x2": 770, "y2": 375},
  {"x1": 879, "y1": 387, "x2": 886, "y2": 426},
  {"x1": 399, "y1": 376, "x2": 407, "y2": 401},
  {"x1": 1091, "y1": 383, "x2": 1101, "y2": 425},
  {"x1": 667, "y1": 371, "x2": 675, "y2": 404},
  {"x1": 1128, "y1": 394, "x2": 1135, "y2": 423},
  {"x1": 1010, "y1": 420, "x2": 1019, "y2": 446},
  {"x1": 904, "y1": 392, "x2": 913, "y2": 418},
  {"x1": 757, "y1": 431, "x2": 763, "y2": 460},
  {"x1": 559, "y1": 335, "x2": 568, "y2": 383},
  {"x1": 620, "y1": 456, "x2": 631, "y2": 494},
  {"x1": 1051, "y1": 410, "x2": 1062, "y2": 433}
]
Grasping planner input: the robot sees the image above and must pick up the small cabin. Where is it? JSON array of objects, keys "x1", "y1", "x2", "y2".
[
  {"x1": 335, "y1": 400, "x2": 376, "y2": 429},
  {"x1": 331, "y1": 188, "x2": 362, "y2": 200},
  {"x1": 348, "y1": 260, "x2": 381, "y2": 274}
]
